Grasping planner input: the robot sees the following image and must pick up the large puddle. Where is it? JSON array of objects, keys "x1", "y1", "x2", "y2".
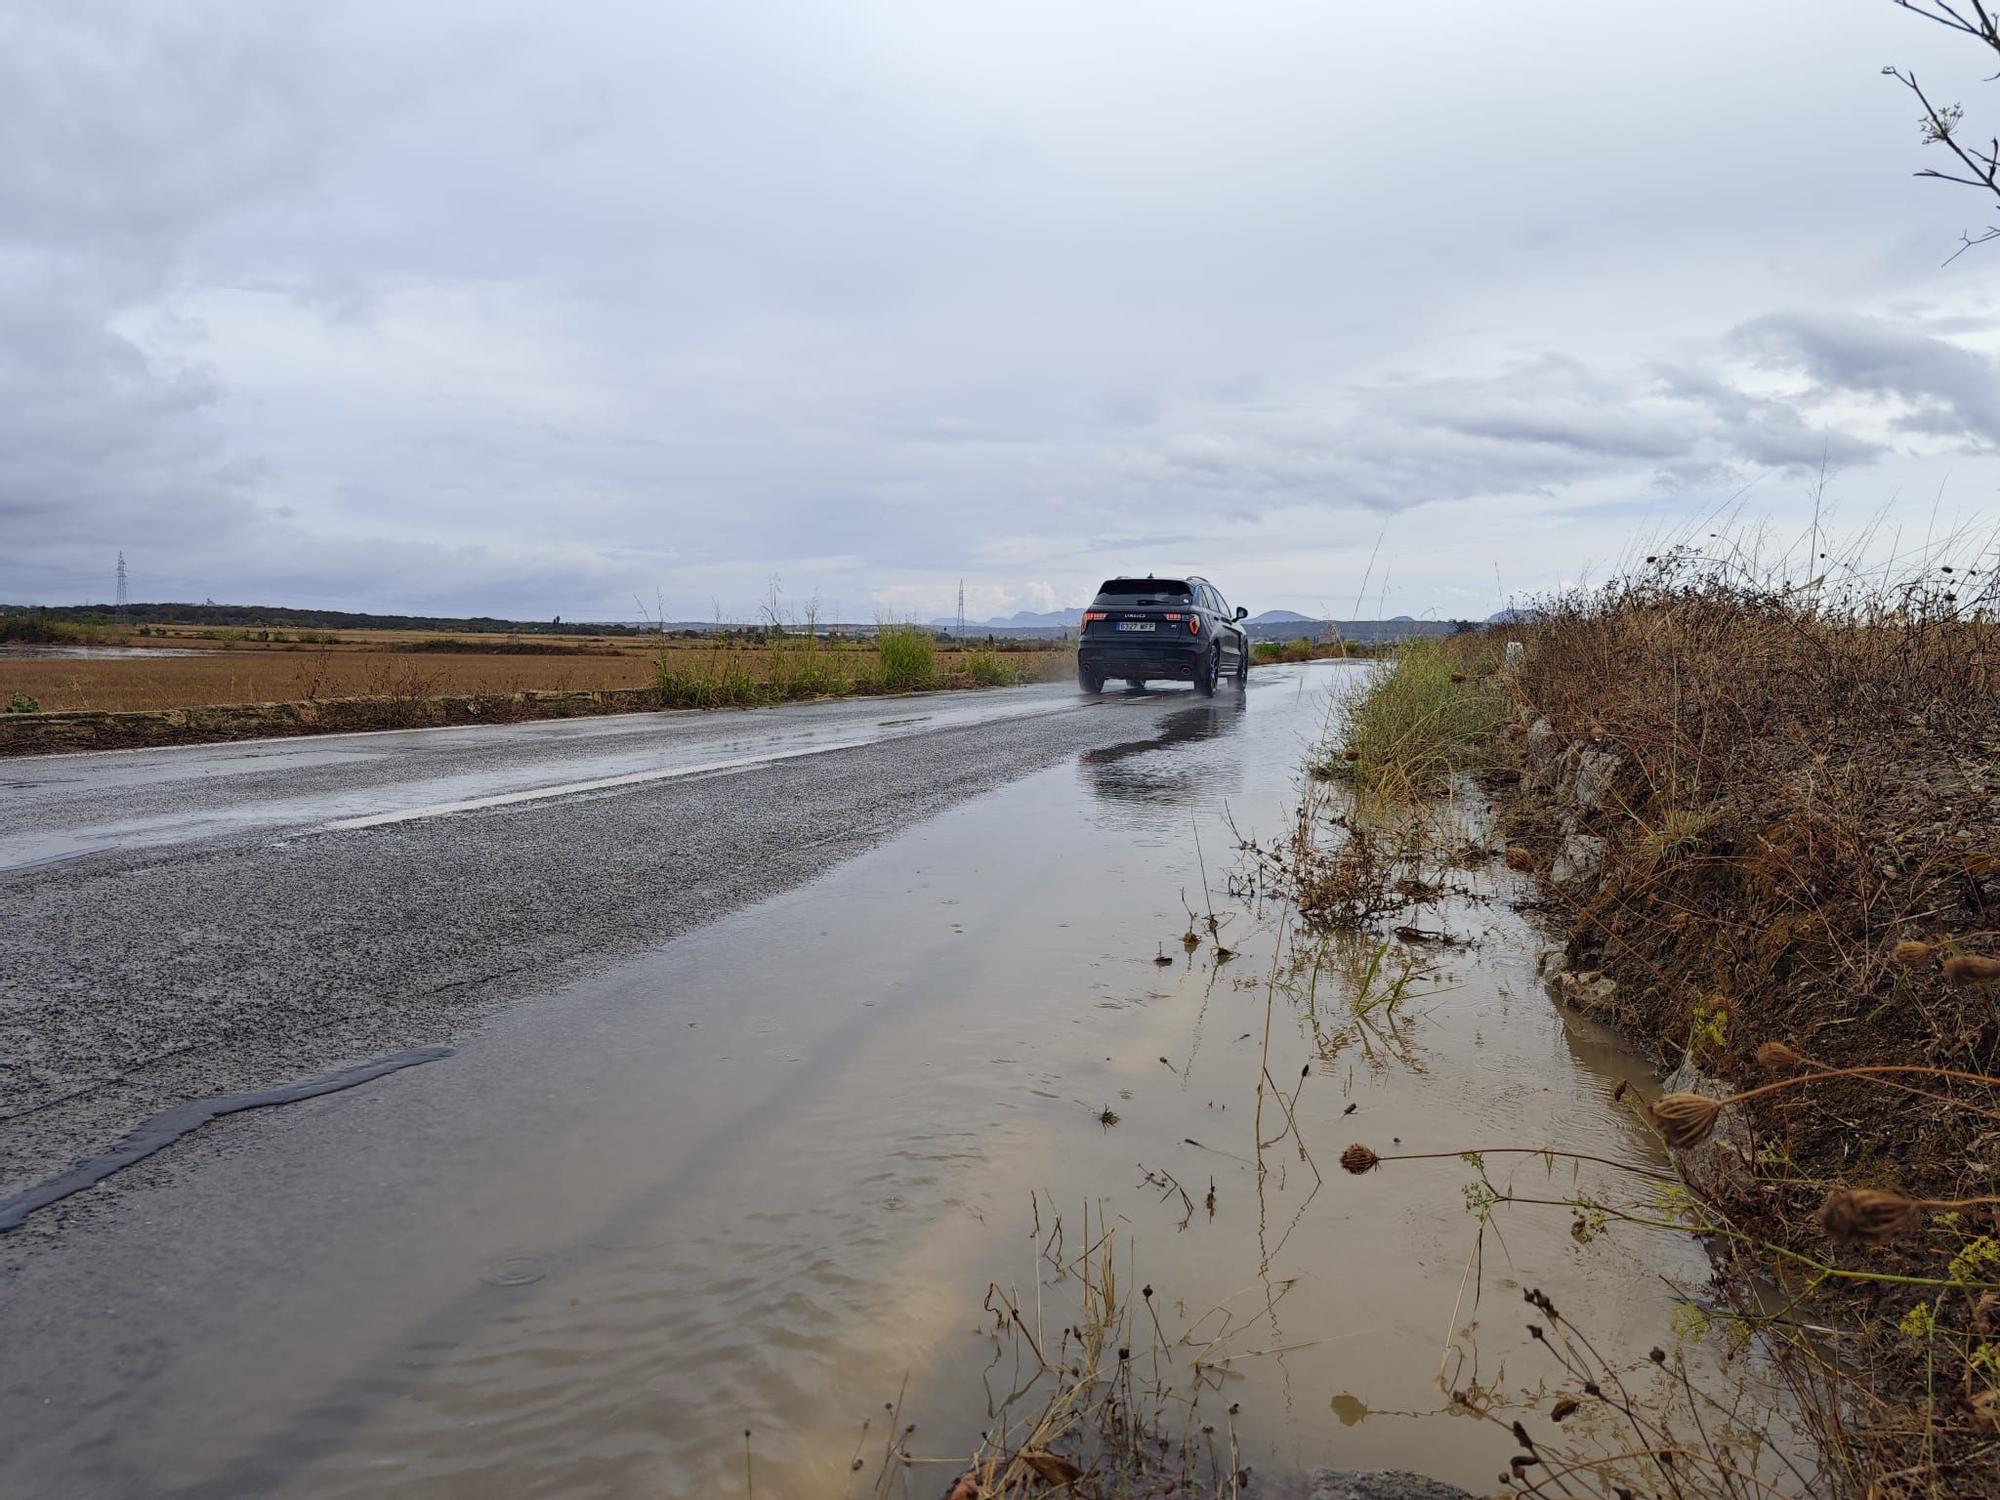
[{"x1": 4, "y1": 663, "x2": 1801, "y2": 1496}]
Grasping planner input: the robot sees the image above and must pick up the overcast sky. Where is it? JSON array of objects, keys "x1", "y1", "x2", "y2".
[{"x1": 5, "y1": 1, "x2": 2000, "y2": 622}]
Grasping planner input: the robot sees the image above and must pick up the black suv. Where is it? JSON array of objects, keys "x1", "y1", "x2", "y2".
[{"x1": 1077, "y1": 575, "x2": 1249, "y2": 695}]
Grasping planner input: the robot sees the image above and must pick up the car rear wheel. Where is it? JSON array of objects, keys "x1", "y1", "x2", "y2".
[
  {"x1": 1194, "y1": 648, "x2": 1219, "y2": 697},
  {"x1": 1234, "y1": 644, "x2": 1249, "y2": 683},
  {"x1": 1078, "y1": 664, "x2": 1105, "y2": 693}
]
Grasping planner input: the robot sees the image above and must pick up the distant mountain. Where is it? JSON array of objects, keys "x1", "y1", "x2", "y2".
[
  {"x1": 1240, "y1": 616, "x2": 1461, "y2": 644},
  {"x1": 930, "y1": 606, "x2": 1084, "y2": 632},
  {"x1": 1487, "y1": 608, "x2": 1534, "y2": 624}
]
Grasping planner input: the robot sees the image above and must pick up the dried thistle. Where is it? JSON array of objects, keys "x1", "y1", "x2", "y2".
[
  {"x1": 1892, "y1": 939, "x2": 1934, "y2": 969},
  {"x1": 1646, "y1": 1092, "x2": 1723, "y2": 1150},
  {"x1": 1755, "y1": 1040, "x2": 1807, "y2": 1074},
  {"x1": 1944, "y1": 953, "x2": 2000, "y2": 987},
  {"x1": 1340, "y1": 1143, "x2": 1380, "y2": 1175},
  {"x1": 1503, "y1": 846, "x2": 1536, "y2": 873},
  {"x1": 1970, "y1": 1389, "x2": 1999, "y2": 1435},
  {"x1": 1817, "y1": 1187, "x2": 1920, "y2": 1245}
]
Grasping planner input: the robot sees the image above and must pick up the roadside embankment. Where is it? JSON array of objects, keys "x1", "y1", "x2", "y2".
[
  {"x1": 1480, "y1": 573, "x2": 2000, "y2": 1494},
  {"x1": 0, "y1": 687, "x2": 660, "y2": 755},
  {"x1": 0, "y1": 653, "x2": 1076, "y2": 756}
]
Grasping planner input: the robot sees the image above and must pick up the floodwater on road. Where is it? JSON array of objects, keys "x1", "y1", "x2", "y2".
[
  {"x1": 0, "y1": 644, "x2": 204, "y2": 659},
  {"x1": 1, "y1": 663, "x2": 1798, "y2": 1497}
]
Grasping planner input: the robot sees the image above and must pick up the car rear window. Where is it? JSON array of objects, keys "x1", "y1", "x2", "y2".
[{"x1": 1094, "y1": 578, "x2": 1191, "y2": 602}]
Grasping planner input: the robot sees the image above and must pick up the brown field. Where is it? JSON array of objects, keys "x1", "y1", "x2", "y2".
[{"x1": 1, "y1": 631, "x2": 1074, "y2": 714}]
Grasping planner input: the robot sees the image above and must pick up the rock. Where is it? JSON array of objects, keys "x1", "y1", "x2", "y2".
[
  {"x1": 1554, "y1": 969, "x2": 1619, "y2": 1015},
  {"x1": 1502, "y1": 640, "x2": 1525, "y2": 675},
  {"x1": 1535, "y1": 947, "x2": 1571, "y2": 982},
  {"x1": 1551, "y1": 833, "x2": 1606, "y2": 886},
  {"x1": 1523, "y1": 718, "x2": 1560, "y2": 784},
  {"x1": 1309, "y1": 1470, "x2": 1477, "y2": 1500},
  {"x1": 1563, "y1": 748, "x2": 1622, "y2": 815}
]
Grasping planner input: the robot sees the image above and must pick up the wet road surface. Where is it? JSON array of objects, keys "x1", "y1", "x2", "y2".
[
  {"x1": 0, "y1": 667, "x2": 1794, "y2": 1496},
  {"x1": 1, "y1": 683, "x2": 1218, "y2": 1215}
]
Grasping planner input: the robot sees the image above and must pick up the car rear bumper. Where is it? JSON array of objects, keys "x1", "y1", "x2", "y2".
[{"x1": 1078, "y1": 635, "x2": 1208, "y2": 680}]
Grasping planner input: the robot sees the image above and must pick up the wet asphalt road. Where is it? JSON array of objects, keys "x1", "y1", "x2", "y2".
[{"x1": 0, "y1": 682, "x2": 1231, "y2": 1234}]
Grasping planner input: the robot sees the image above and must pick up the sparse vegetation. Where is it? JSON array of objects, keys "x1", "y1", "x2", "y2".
[{"x1": 872, "y1": 1206, "x2": 1251, "y2": 1498}]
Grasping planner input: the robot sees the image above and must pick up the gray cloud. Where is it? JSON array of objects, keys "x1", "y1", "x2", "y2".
[
  {"x1": 1733, "y1": 311, "x2": 2000, "y2": 448},
  {"x1": 2, "y1": 0, "x2": 1998, "y2": 620}
]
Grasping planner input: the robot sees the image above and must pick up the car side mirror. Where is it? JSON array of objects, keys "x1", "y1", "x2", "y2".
[{"x1": 1234, "y1": 606, "x2": 1248, "y2": 621}]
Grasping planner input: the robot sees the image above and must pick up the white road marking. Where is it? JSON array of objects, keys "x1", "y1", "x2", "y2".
[
  {"x1": 313, "y1": 740, "x2": 864, "y2": 831},
  {"x1": 313, "y1": 697, "x2": 1095, "y2": 834}
]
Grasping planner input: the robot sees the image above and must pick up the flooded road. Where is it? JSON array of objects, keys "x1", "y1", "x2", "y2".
[{"x1": 1, "y1": 664, "x2": 1781, "y2": 1496}]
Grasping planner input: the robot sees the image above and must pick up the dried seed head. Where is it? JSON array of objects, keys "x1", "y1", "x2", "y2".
[
  {"x1": 1892, "y1": 939, "x2": 1934, "y2": 969},
  {"x1": 1503, "y1": 846, "x2": 1536, "y2": 873},
  {"x1": 1342, "y1": 749, "x2": 1361, "y2": 763},
  {"x1": 1817, "y1": 1187, "x2": 1921, "y2": 1245},
  {"x1": 1646, "y1": 1092, "x2": 1723, "y2": 1150},
  {"x1": 1755, "y1": 1041, "x2": 1807, "y2": 1074},
  {"x1": 1971, "y1": 1389, "x2": 2000, "y2": 1435},
  {"x1": 1505, "y1": 721, "x2": 1527, "y2": 739},
  {"x1": 1975, "y1": 1292, "x2": 2000, "y2": 1332},
  {"x1": 1944, "y1": 953, "x2": 2000, "y2": 987},
  {"x1": 1450, "y1": 672, "x2": 1468, "y2": 684},
  {"x1": 1340, "y1": 1143, "x2": 1380, "y2": 1175}
]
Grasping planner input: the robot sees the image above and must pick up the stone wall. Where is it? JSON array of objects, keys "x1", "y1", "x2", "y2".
[{"x1": 0, "y1": 688, "x2": 662, "y2": 757}]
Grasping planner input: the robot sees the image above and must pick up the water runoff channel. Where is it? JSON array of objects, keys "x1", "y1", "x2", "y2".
[{"x1": 3, "y1": 661, "x2": 1806, "y2": 1497}]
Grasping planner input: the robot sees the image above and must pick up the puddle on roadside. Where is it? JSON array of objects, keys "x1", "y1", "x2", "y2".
[{"x1": 3, "y1": 664, "x2": 1809, "y2": 1497}]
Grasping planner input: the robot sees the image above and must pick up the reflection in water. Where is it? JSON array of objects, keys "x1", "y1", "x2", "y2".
[{"x1": 1076, "y1": 691, "x2": 1247, "y2": 814}]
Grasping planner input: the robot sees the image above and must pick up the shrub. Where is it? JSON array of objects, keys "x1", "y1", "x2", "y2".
[
  {"x1": 962, "y1": 648, "x2": 1017, "y2": 686},
  {"x1": 875, "y1": 624, "x2": 936, "y2": 691},
  {"x1": 5, "y1": 692, "x2": 40, "y2": 714}
]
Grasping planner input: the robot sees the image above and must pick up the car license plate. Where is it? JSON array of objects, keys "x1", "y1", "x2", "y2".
[{"x1": 1116, "y1": 621, "x2": 1156, "y2": 632}]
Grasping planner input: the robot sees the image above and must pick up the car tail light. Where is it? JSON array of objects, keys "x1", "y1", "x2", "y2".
[
  {"x1": 1083, "y1": 611, "x2": 1106, "y2": 623},
  {"x1": 1188, "y1": 616, "x2": 1202, "y2": 635}
]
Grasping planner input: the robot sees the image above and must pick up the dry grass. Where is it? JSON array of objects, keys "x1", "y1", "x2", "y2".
[
  {"x1": 1490, "y1": 536, "x2": 2000, "y2": 1495},
  {"x1": 1, "y1": 632, "x2": 1073, "y2": 713},
  {"x1": 865, "y1": 1203, "x2": 1254, "y2": 1499}
]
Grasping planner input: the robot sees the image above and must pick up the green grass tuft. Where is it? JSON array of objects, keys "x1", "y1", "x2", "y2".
[
  {"x1": 1319, "y1": 636, "x2": 1500, "y2": 798},
  {"x1": 874, "y1": 624, "x2": 936, "y2": 692},
  {"x1": 961, "y1": 648, "x2": 1018, "y2": 686}
]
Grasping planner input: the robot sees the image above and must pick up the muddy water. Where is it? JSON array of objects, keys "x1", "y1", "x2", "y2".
[{"x1": 9, "y1": 664, "x2": 1789, "y2": 1496}]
